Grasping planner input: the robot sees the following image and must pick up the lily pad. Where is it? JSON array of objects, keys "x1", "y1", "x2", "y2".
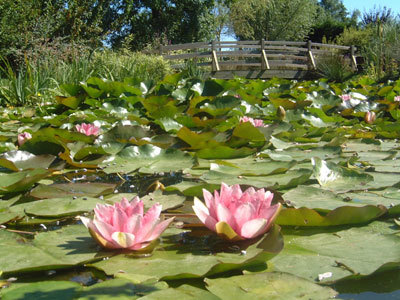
[
  {"x1": 205, "y1": 272, "x2": 337, "y2": 299},
  {"x1": 92, "y1": 226, "x2": 283, "y2": 281},
  {"x1": 0, "y1": 169, "x2": 50, "y2": 194},
  {"x1": 312, "y1": 157, "x2": 373, "y2": 192},
  {"x1": 30, "y1": 183, "x2": 116, "y2": 199},
  {"x1": 269, "y1": 221, "x2": 400, "y2": 282},
  {"x1": 0, "y1": 225, "x2": 107, "y2": 275},
  {"x1": 0, "y1": 151, "x2": 56, "y2": 171}
]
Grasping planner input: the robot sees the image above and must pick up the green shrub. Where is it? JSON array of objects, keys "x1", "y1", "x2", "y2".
[{"x1": 315, "y1": 54, "x2": 355, "y2": 82}]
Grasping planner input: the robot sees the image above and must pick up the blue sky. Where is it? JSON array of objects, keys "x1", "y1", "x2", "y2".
[{"x1": 342, "y1": 0, "x2": 400, "y2": 16}]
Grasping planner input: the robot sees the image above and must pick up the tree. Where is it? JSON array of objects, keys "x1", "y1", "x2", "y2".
[
  {"x1": 361, "y1": 6, "x2": 394, "y2": 26},
  {"x1": 309, "y1": 0, "x2": 360, "y2": 43},
  {"x1": 109, "y1": 0, "x2": 216, "y2": 50},
  {"x1": 0, "y1": 0, "x2": 121, "y2": 67},
  {"x1": 229, "y1": 0, "x2": 318, "y2": 41}
]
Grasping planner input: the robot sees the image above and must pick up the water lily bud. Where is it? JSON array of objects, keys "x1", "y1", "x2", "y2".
[
  {"x1": 17, "y1": 132, "x2": 32, "y2": 146},
  {"x1": 364, "y1": 111, "x2": 376, "y2": 124},
  {"x1": 277, "y1": 106, "x2": 286, "y2": 121}
]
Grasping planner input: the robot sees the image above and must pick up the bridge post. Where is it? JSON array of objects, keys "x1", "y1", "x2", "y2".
[
  {"x1": 307, "y1": 40, "x2": 316, "y2": 70},
  {"x1": 350, "y1": 45, "x2": 357, "y2": 71},
  {"x1": 211, "y1": 40, "x2": 220, "y2": 72},
  {"x1": 260, "y1": 39, "x2": 269, "y2": 70}
]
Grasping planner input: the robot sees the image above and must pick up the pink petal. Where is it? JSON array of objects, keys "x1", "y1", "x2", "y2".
[
  {"x1": 129, "y1": 197, "x2": 143, "y2": 216},
  {"x1": 192, "y1": 198, "x2": 218, "y2": 232},
  {"x1": 216, "y1": 203, "x2": 237, "y2": 231},
  {"x1": 258, "y1": 203, "x2": 280, "y2": 221},
  {"x1": 112, "y1": 207, "x2": 128, "y2": 231},
  {"x1": 135, "y1": 203, "x2": 162, "y2": 241},
  {"x1": 93, "y1": 218, "x2": 116, "y2": 241},
  {"x1": 203, "y1": 189, "x2": 216, "y2": 218},
  {"x1": 231, "y1": 184, "x2": 243, "y2": 199},
  {"x1": 94, "y1": 204, "x2": 114, "y2": 223},
  {"x1": 240, "y1": 218, "x2": 269, "y2": 239},
  {"x1": 234, "y1": 203, "x2": 256, "y2": 228},
  {"x1": 144, "y1": 217, "x2": 174, "y2": 242},
  {"x1": 125, "y1": 214, "x2": 142, "y2": 234}
]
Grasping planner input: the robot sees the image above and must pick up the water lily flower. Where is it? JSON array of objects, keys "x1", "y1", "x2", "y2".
[
  {"x1": 17, "y1": 132, "x2": 32, "y2": 146},
  {"x1": 340, "y1": 94, "x2": 351, "y2": 101},
  {"x1": 193, "y1": 183, "x2": 281, "y2": 241},
  {"x1": 75, "y1": 123, "x2": 100, "y2": 136},
  {"x1": 240, "y1": 116, "x2": 266, "y2": 128},
  {"x1": 80, "y1": 197, "x2": 174, "y2": 250},
  {"x1": 394, "y1": 96, "x2": 400, "y2": 102}
]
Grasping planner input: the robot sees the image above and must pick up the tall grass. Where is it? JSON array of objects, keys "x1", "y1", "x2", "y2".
[
  {"x1": 362, "y1": 21, "x2": 400, "y2": 81},
  {"x1": 0, "y1": 47, "x2": 172, "y2": 107}
]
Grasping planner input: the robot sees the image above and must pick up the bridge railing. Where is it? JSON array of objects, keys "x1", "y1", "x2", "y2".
[{"x1": 159, "y1": 40, "x2": 357, "y2": 79}]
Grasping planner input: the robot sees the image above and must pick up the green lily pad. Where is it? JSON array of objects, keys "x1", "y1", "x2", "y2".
[
  {"x1": 269, "y1": 221, "x2": 400, "y2": 282},
  {"x1": 0, "y1": 169, "x2": 50, "y2": 194},
  {"x1": 1, "y1": 278, "x2": 167, "y2": 300},
  {"x1": 0, "y1": 151, "x2": 56, "y2": 171},
  {"x1": 209, "y1": 159, "x2": 296, "y2": 176},
  {"x1": 139, "y1": 284, "x2": 219, "y2": 300},
  {"x1": 92, "y1": 225, "x2": 283, "y2": 281},
  {"x1": 0, "y1": 225, "x2": 107, "y2": 275},
  {"x1": 205, "y1": 272, "x2": 337, "y2": 300},
  {"x1": 30, "y1": 183, "x2": 116, "y2": 199},
  {"x1": 200, "y1": 169, "x2": 312, "y2": 190},
  {"x1": 276, "y1": 205, "x2": 386, "y2": 227},
  {"x1": 312, "y1": 157, "x2": 373, "y2": 192},
  {"x1": 101, "y1": 145, "x2": 194, "y2": 174},
  {"x1": 16, "y1": 197, "x2": 105, "y2": 217}
]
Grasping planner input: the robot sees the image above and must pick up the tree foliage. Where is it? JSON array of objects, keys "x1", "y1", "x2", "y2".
[
  {"x1": 309, "y1": 0, "x2": 360, "y2": 42},
  {"x1": 229, "y1": 0, "x2": 318, "y2": 41},
  {"x1": 109, "y1": 0, "x2": 216, "y2": 50}
]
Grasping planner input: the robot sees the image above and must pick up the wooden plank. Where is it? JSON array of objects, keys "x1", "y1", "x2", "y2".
[
  {"x1": 216, "y1": 40, "x2": 307, "y2": 46},
  {"x1": 207, "y1": 70, "x2": 309, "y2": 79},
  {"x1": 162, "y1": 42, "x2": 209, "y2": 51},
  {"x1": 263, "y1": 46, "x2": 308, "y2": 52},
  {"x1": 164, "y1": 52, "x2": 209, "y2": 60},
  {"x1": 311, "y1": 42, "x2": 351, "y2": 50},
  {"x1": 218, "y1": 60, "x2": 308, "y2": 69}
]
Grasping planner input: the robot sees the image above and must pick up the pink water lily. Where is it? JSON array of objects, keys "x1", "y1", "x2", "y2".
[
  {"x1": 80, "y1": 197, "x2": 174, "y2": 250},
  {"x1": 75, "y1": 123, "x2": 100, "y2": 136},
  {"x1": 18, "y1": 132, "x2": 32, "y2": 146},
  {"x1": 240, "y1": 116, "x2": 266, "y2": 128},
  {"x1": 340, "y1": 94, "x2": 351, "y2": 101},
  {"x1": 394, "y1": 96, "x2": 400, "y2": 102},
  {"x1": 193, "y1": 183, "x2": 281, "y2": 241}
]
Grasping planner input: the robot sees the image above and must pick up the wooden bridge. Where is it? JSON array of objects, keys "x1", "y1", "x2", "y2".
[{"x1": 159, "y1": 40, "x2": 357, "y2": 79}]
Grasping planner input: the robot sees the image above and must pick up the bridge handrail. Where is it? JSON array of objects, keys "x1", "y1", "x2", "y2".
[{"x1": 159, "y1": 40, "x2": 357, "y2": 79}]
